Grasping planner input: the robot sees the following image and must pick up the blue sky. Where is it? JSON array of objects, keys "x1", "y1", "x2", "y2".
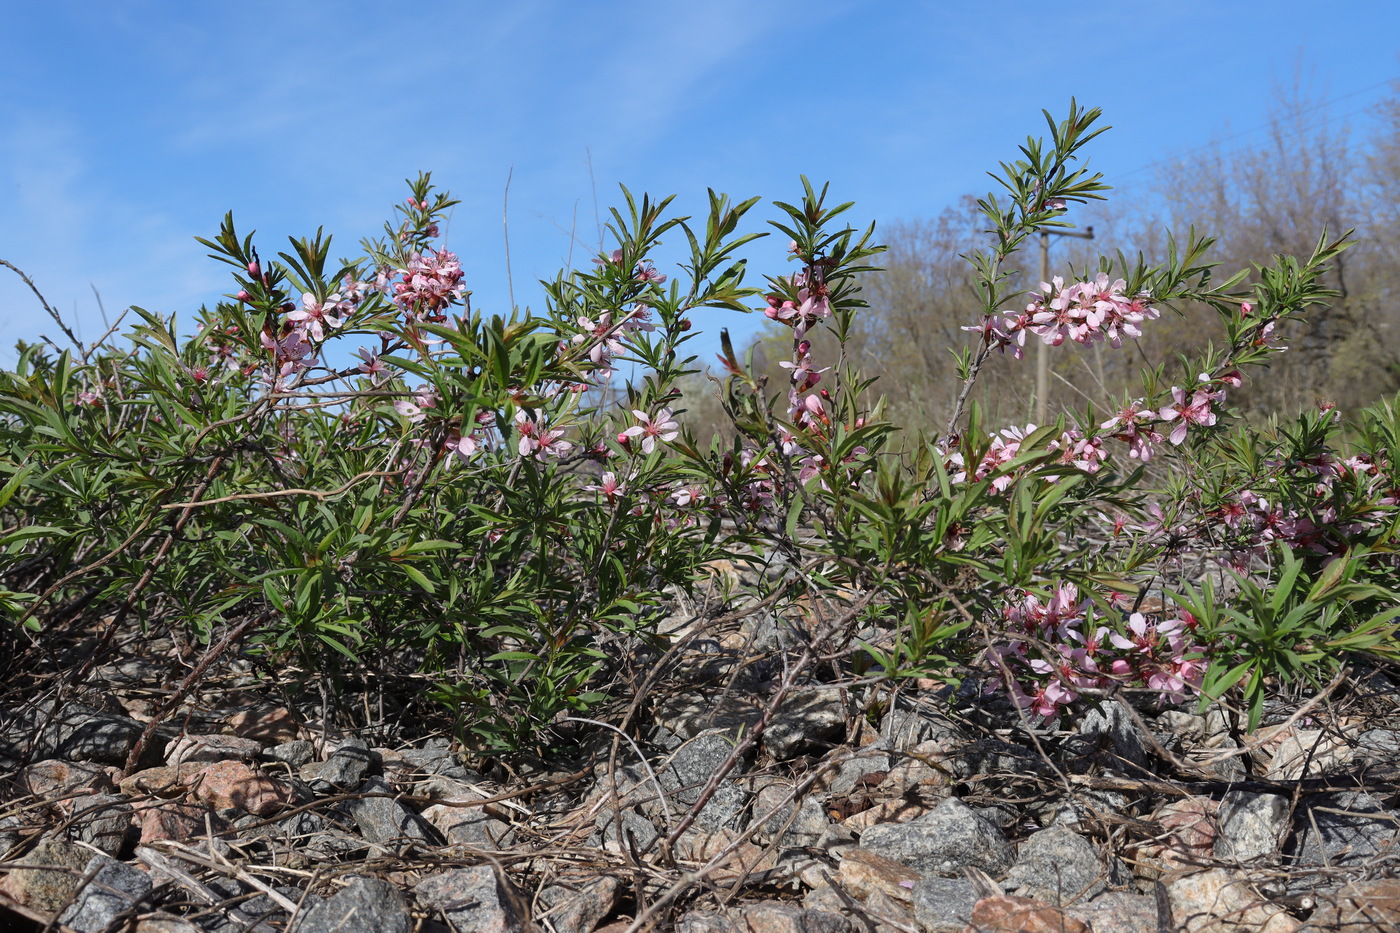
[{"x1": 2, "y1": 1, "x2": 1398, "y2": 368}]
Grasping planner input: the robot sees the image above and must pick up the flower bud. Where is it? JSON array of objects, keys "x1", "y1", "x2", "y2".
[
  {"x1": 236, "y1": 290, "x2": 251, "y2": 303},
  {"x1": 247, "y1": 260, "x2": 260, "y2": 278}
]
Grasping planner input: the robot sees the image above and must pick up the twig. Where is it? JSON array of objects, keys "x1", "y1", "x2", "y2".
[
  {"x1": 123, "y1": 610, "x2": 273, "y2": 772},
  {"x1": 2, "y1": 259, "x2": 82, "y2": 353},
  {"x1": 160, "y1": 470, "x2": 400, "y2": 509},
  {"x1": 504, "y1": 165, "x2": 516, "y2": 310},
  {"x1": 563, "y1": 716, "x2": 673, "y2": 829}
]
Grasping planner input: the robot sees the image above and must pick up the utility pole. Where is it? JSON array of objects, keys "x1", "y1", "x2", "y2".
[{"x1": 1035, "y1": 225, "x2": 1094, "y2": 426}]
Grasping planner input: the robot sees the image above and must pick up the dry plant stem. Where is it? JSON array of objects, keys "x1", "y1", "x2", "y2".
[
  {"x1": 624, "y1": 753, "x2": 840, "y2": 933},
  {"x1": 1, "y1": 259, "x2": 83, "y2": 356},
  {"x1": 562, "y1": 716, "x2": 673, "y2": 829},
  {"x1": 160, "y1": 469, "x2": 402, "y2": 510},
  {"x1": 135, "y1": 846, "x2": 280, "y2": 933},
  {"x1": 1108, "y1": 665, "x2": 1349, "y2": 779},
  {"x1": 646, "y1": 592, "x2": 871, "y2": 871},
  {"x1": 40, "y1": 859, "x2": 104, "y2": 933},
  {"x1": 82, "y1": 307, "x2": 130, "y2": 360},
  {"x1": 122, "y1": 610, "x2": 273, "y2": 772}
]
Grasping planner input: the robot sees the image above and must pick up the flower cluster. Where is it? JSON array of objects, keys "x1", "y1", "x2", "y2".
[
  {"x1": 392, "y1": 248, "x2": 466, "y2": 322},
  {"x1": 991, "y1": 582, "x2": 1207, "y2": 718},
  {"x1": 572, "y1": 307, "x2": 655, "y2": 379},
  {"x1": 1022, "y1": 273, "x2": 1161, "y2": 348},
  {"x1": 965, "y1": 274, "x2": 1161, "y2": 358},
  {"x1": 943, "y1": 423, "x2": 1107, "y2": 492}
]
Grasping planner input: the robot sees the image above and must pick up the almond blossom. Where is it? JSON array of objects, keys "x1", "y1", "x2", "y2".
[
  {"x1": 356, "y1": 348, "x2": 388, "y2": 378},
  {"x1": 288, "y1": 293, "x2": 344, "y2": 342},
  {"x1": 1158, "y1": 386, "x2": 1219, "y2": 445},
  {"x1": 394, "y1": 385, "x2": 439, "y2": 423},
  {"x1": 623, "y1": 408, "x2": 679, "y2": 455},
  {"x1": 1018, "y1": 274, "x2": 1160, "y2": 349},
  {"x1": 393, "y1": 248, "x2": 466, "y2": 320},
  {"x1": 584, "y1": 471, "x2": 626, "y2": 503}
]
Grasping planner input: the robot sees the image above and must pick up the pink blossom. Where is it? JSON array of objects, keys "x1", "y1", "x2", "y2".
[
  {"x1": 446, "y1": 431, "x2": 479, "y2": 462},
  {"x1": 288, "y1": 293, "x2": 344, "y2": 342},
  {"x1": 671, "y1": 484, "x2": 705, "y2": 507},
  {"x1": 623, "y1": 408, "x2": 679, "y2": 454},
  {"x1": 393, "y1": 249, "x2": 466, "y2": 320},
  {"x1": 584, "y1": 471, "x2": 626, "y2": 503},
  {"x1": 1158, "y1": 386, "x2": 1218, "y2": 445},
  {"x1": 357, "y1": 348, "x2": 387, "y2": 378}
]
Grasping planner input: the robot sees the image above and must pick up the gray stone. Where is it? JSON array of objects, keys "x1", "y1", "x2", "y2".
[
  {"x1": 0, "y1": 814, "x2": 23, "y2": 859},
  {"x1": 289, "y1": 876, "x2": 410, "y2": 933},
  {"x1": 1214, "y1": 790, "x2": 1288, "y2": 863},
  {"x1": 58, "y1": 854, "x2": 152, "y2": 933},
  {"x1": 1355, "y1": 728, "x2": 1400, "y2": 765},
  {"x1": 950, "y1": 737, "x2": 1052, "y2": 781},
  {"x1": 303, "y1": 829, "x2": 371, "y2": 858},
  {"x1": 265, "y1": 739, "x2": 316, "y2": 768},
  {"x1": 414, "y1": 865, "x2": 524, "y2": 933},
  {"x1": 754, "y1": 781, "x2": 833, "y2": 848},
  {"x1": 391, "y1": 739, "x2": 479, "y2": 782},
  {"x1": 880, "y1": 702, "x2": 961, "y2": 751},
  {"x1": 299, "y1": 737, "x2": 373, "y2": 790},
  {"x1": 911, "y1": 877, "x2": 981, "y2": 933},
  {"x1": 658, "y1": 732, "x2": 752, "y2": 831},
  {"x1": 819, "y1": 748, "x2": 891, "y2": 795},
  {"x1": 1004, "y1": 825, "x2": 1113, "y2": 905},
  {"x1": 0, "y1": 699, "x2": 152, "y2": 766},
  {"x1": 697, "y1": 782, "x2": 751, "y2": 832},
  {"x1": 858, "y1": 797, "x2": 1014, "y2": 876},
  {"x1": 1287, "y1": 791, "x2": 1400, "y2": 874},
  {"x1": 271, "y1": 810, "x2": 328, "y2": 841},
  {"x1": 424, "y1": 798, "x2": 516, "y2": 849},
  {"x1": 345, "y1": 776, "x2": 437, "y2": 846},
  {"x1": 651, "y1": 691, "x2": 764, "y2": 746},
  {"x1": 677, "y1": 911, "x2": 736, "y2": 933},
  {"x1": 237, "y1": 885, "x2": 303, "y2": 927},
  {"x1": 537, "y1": 877, "x2": 621, "y2": 933},
  {"x1": 678, "y1": 902, "x2": 853, "y2": 933},
  {"x1": 165, "y1": 733, "x2": 264, "y2": 766},
  {"x1": 764, "y1": 691, "x2": 847, "y2": 760},
  {"x1": 1077, "y1": 700, "x2": 1151, "y2": 774},
  {"x1": 13, "y1": 759, "x2": 115, "y2": 798},
  {"x1": 594, "y1": 807, "x2": 660, "y2": 854},
  {"x1": 974, "y1": 804, "x2": 1020, "y2": 830},
  {"x1": 69, "y1": 793, "x2": 133, "y2": 856},
  {"x1": 1043, "y1": 788, "x2": 1132, "y2": 832},
  {"x1": 0, "y1": 836, "x2": 92, "y2": 913},
  {"x1": 1063, "y1": 891, "x2": 1162, "y2": 933}
]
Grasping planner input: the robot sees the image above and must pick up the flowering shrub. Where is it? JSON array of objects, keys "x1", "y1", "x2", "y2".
[{"x1": 3, "y1": 104, "x2": 1400, "y2": 753}]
